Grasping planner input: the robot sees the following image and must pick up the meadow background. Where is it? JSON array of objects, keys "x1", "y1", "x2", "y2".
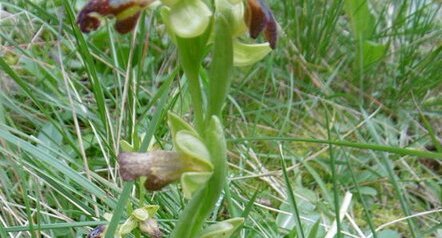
[{"x1": 0, "y1": 0, "x2": 441, "y2": 237}]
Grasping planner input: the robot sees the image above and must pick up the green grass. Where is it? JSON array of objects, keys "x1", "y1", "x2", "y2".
[{"x1": 0, "y1": 0, "x2": 441, "y2": 237}]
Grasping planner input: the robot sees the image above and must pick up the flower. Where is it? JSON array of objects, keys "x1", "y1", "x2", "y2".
[
  {"x1": 118, "y1": 112, "x2": 214, "y2": 198},
  {"x1": 214, "y1": 0, "x2": 277, "y2": 66},
  {"x1": 119, "y1": 205, "x2": 162, "y2": 237}
]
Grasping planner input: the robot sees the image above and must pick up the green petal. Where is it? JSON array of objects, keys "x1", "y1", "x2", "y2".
[
  {"x1": 215, "y1": 0, "x2": 247, "y2": 36},
  {"x1": 144, "y1": 205, "x2": 160, "y2": 217},
  {"x1": 233, "y1": 40, "x2": 271, "y2": 67},
  {"x1": 200, "y1": 217, "x2": 244, "y2": 238},
  {"x1": 181, "y1": 171, "x2": 213, "y2": 198},
  {"x1": 169, "y1": 0, "x2": 212, "y2": 38}
]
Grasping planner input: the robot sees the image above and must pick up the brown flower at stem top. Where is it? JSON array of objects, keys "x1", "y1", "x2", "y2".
[
  {"x1": 245, "y1": 0, "x2": 277, "y2": 49},
  {"x1": 77, "y1": 0, "x2": 152, "y2": 34}
]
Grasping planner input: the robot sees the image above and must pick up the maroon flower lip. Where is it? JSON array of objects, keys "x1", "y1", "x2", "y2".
[
  {"x1": 245, "y1": 0, "x2": 277, "y2": 49},
  {"x1": 76, "y1": 0, "x2": 150, "y2": 34}
]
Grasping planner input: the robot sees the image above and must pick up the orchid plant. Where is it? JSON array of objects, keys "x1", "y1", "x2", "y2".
[{"x1": 77, "y1": 0, "x2": 277, "y2": 237}]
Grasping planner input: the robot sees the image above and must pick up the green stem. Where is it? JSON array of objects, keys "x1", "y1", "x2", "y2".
[
  {"x1": 176, "y1": 36, "x2": 209, "y2": 134},
  {"x1": 105, "y1": 181, "x2": 134, "y2": 238},
  {"x1": 171, "y1": 14, "x2": 233, "y2": 237},
  {"x1": 186, "y1": 70, "x2": 205, "y2": 134},
  {"x1": 207, "y1": 14, "x2": 233, "y2": 119}
]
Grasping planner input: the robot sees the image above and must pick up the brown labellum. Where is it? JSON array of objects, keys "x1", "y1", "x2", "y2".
[
  {"x1": 118, "y1": 151, "x2": 184, "y2": 190},
  {"x1": 77, "y1": 0, "x2": 112, "y2": 33},
  {"x1": 114, "y1": 12, "x2": 142, "y2": 34},
  {"x1": 77, "y1": 0, "x2": 151, "y2": 34},
  {"x1": 245, "y1": 0, "x2": 277, "y2": 49}
]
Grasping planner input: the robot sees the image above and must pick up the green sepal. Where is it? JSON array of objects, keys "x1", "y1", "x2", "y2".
[
  {"x1": 118, "y1": 216, "x2": 138, "y2": 235},
  {"x1": 168, "y1": 0, "x2": 212, "y2": 38},
  {"x1": 214, "y1": 0, "x2": 247, "y2": 37},
  {"x1": 168, "y1": 111, "x2": 199, "y2": 139},
  {"x1": 200, "y1": 217, "x2": 244, "y2": 238},
  {"x1": 160, "y1": 6, "x2": 177, "y2": 44},
  {"x1": 176, "y1": 131, "x2": 212, "y2": 170},
  {"x1": 132, "y1": 205, "x2": 159, "y2": 221},
  {"x1": 233, "y1": 40, "x2": 272, "y2": 67},
  {"x1": 120, "y1": 139, "x2": 135, "y2": 152},
  {"x1": 119, "y1": 132, "x2": 149, "y2": 152},
  {"x1": 181, "y1": 171, "x2": 213, "y2": 199}
]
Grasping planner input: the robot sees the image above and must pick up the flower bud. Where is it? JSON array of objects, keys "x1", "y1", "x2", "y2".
[{"x1": 140, "y1": 218, "x2": 163, "y2": 238}]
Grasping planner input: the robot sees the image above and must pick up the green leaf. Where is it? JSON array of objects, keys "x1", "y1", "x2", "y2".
[
  {"x1": 276, "y1": 193, "x2": 317, "y2": 232},
  {"x1": 358, "y1": 186, "x2": 378, "y2": 197},
  {"x1": 377, "y1": 229, "x2": 401, "y2": 238},
  {"x1": 37, "y1": 123, "x2": 63, "y2": 156},
  {"x1": 344, "y1": 0, "x2": 376, "y2": 41},
  {"x1": 200, "y1": 218, "x2": 244, "y2": 238},
  {"x1": 359, "y1": 40, "x2": 386, "y2": 67},
  {"x1": 307, "y1": 219, "x2": 321, "y2": 238}
]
